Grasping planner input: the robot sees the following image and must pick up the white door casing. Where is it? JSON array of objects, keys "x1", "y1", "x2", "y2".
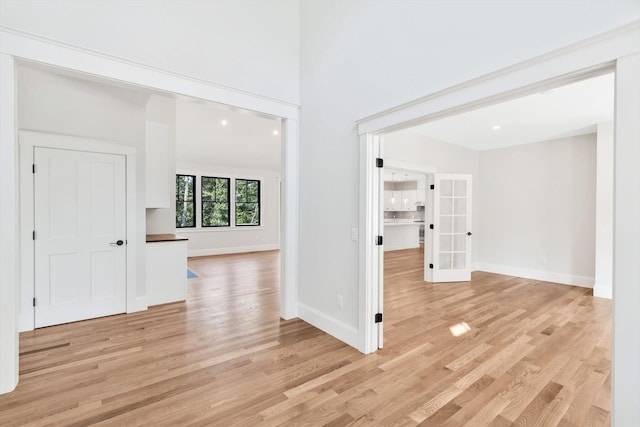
[
  {"x1": 376, "y1": 139, "x2": 384, "y2": 349},
  {"x1": 432, "y1": 174, "x2": 473, "y2": 283},
  {"x1": 34, "y1": 147, "x2": 127, "y2": 327}
]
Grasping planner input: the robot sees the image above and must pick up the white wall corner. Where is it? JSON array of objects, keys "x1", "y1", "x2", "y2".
[
  {"x1": 298, "y1": 303, "x2": 360, "y2": 350},
  {"x1": 612, "y1": 51, "x2": 640, "y2": 427},
  {"x1": 0, "y1": 52, "x2": 19, "y2": 394}
]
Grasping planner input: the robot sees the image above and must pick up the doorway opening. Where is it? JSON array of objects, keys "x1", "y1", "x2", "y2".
[
  {"x1": 366, "y1": 69, "x2": 615, "y2": 352},
  {"x1": 16, "y1": 61, "x2": 296, "y2": 331}
]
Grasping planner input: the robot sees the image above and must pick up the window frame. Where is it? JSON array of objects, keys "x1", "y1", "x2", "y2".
[
  {"x1": 200, "y1": 176, "x2": 231, "y2": 228},
  {"x1": 175, "y1": 174, "x2": 196, "y2": 229},
  {"x1": 235, "y1": 178, "x2": 261, "y2": 227}
]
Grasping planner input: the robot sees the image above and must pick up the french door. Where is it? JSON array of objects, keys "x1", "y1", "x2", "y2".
[{"x1": 432, "y1": 174, "x2": 473, "y2": 282}]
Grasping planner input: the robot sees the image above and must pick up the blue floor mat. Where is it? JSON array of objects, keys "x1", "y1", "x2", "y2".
[{"x1": 187, "y1": 269, "x2": 198, "y2": 279}]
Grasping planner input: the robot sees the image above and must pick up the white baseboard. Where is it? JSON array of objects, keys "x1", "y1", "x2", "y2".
[
  {"x1": 297, "y1": 303, "x2": 360, "y2": 350},
  {"x1": 188, "y1": 244, "x2": 279, "y2": 258},
  {"x1": 474, "y1": 263, "x2": 595, "y2": 288},
  {"x1": 127, "y1": 297, "x2": 148, "y2": 313},
  {"x1": 593, "y1": 283, "x2": 613, "y2": 300}
]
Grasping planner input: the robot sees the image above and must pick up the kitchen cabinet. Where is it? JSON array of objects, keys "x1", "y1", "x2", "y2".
[
  {"x1": 384, "y1": 189, "x2": 399, "y2": 211},
  {"x1": 146, "y1": 234, "x2": 188, "y2": 306},
  {"x1": 384, "y1": 222, "x2": 420, "y2": 251},
  {"x1": 384, "y1": 169, "x2": 428, "y2": 212},
  {"x1": 145, "y1": 121, "x2": 171, "y2": 208},
  {"x1": 401, "y1": 189, "x2": 417, "y2": 211}
]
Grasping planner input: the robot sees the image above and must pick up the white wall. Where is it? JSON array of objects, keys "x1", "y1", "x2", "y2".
[
  {"x1": 176, "y1": 162, "x2": 280, "y2": 256},
  {"x1": 0, "y1": 0, "x2": 300, "y2": 104},
  {"x1": 594, "y1": 122, "x2": 614, "y2": 298},
  {"x1": 477, "y1": 134, "x2": 597, "y2": 286},
  {"x1": 17, "y1": 65, "x2": 149, "y2": 300},
  {"x1": 384, "y1": 130, "x2": 480, "y2": 263},
  {"x1": 298, "y1": 0, "x2": 638, "y2": 337}
]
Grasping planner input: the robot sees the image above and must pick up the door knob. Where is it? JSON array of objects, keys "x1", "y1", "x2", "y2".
[
  {"x1": 110, "y1": 240, "x2": 124, "y2": 246},
  {"x1": 467, "y1": 232, "x2": 472, "y2": 236}
]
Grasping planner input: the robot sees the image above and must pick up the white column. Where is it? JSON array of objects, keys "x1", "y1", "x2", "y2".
[
  {"x1": 0, "y1": 53, "x2": 19, "y2": 394},
  {"x1": 613, "y1": 52, "x2": 640, "y2": 426},
  {"x1": 594, "y1": 122, "x2": 613, "y2": 299},
  {"x1": 280, "y1": 118, "x2": 299, "y2": 320}
]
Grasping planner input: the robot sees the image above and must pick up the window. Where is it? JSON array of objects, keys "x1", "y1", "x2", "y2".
[
  {"x1": 235, "y1": 179, "x2": 261, "y2": 226},
  {"x1": 201, "y1": 176, "x2": 230, "y2": 227},
  {"x1": 175, "y1": 175, "x2": 195, "y2": 228}
]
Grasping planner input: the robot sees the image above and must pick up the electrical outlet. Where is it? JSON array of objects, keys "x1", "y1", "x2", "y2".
[
  {"x1": 351, "y1": 228, "x2": 358, "y2": 242},
  {"x1": 337, "y1": 294, "x2": 344, "y2": 309}
]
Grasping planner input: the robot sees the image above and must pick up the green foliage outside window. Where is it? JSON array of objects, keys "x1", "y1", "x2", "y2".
[
  {"x1": 176, "y1": 175, "x2": 195, "y2": 228},
  {"x1": 235, "y1": 179, "x2": 260, "y2": 226},
  {"x1": 202, "y1": 177, "x2": 230, "y2": 227}
]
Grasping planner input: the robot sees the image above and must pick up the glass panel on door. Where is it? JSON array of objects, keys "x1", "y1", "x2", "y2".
[{"x1": 432, "y1": 174, "x2": 472, "y2": 282}]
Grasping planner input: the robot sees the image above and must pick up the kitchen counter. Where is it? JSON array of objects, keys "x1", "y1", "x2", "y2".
[
  {"x1": 384, "y1": 222, "x2": 420, "y2": 251},
  {"x1": 384, "y1": 222, "x2": 422, "y2": 227},
  {"x1": 146, "y1": 233, "x2": 188, "y2": 243}
]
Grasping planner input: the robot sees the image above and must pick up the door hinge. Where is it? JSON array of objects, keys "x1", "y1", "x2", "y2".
[
  {"x1": 375, "y1": 235, "x2": 383, "y2": 246},
  {"x1": 429, "y1": 224, "x2": 434, "y2": 230},
  {"x1": 375, "y1": 313, "x2": 383, "y2": 323},
  {"x1": 33, "y1": 297, "x2": 36, "y2": 307},
  {"x1": 32, "y1": 164, "x2": 36, "y2": 174},
  {"x1": 430, "y1": 184, "x2": 435, "y2": 190},
  {"x1": 33, "y1": 230, "x2": 36, "y2": 240},
  {"x1": 376, "y1": 158, "x2": 383, "y2": 168},
  {"x1": 429, "y1": 263, "x2": 434, "y2": 269}
]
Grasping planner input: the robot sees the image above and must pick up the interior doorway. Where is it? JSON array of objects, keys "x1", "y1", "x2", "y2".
[
  {"x1": 368, "y1": 68, "x2": 613, "y2": 352},
  {"x1": 15, "y1": 60, "x2": 298, "y2": 332}
]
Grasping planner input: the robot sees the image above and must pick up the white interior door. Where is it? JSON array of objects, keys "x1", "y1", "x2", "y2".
[
  {"x1": 34, "y1": 147, "x2": 127, "y2": 327},
  {"x1": 432, "y1": 174, "x2": 472, "y2": 282}
]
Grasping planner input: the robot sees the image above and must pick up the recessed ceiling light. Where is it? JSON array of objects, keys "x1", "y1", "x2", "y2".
[
  {"x1": 273, "y1": 130, "x2": 279, "y2": 136},
  {"x1": 492, "y1": 125, "x2": 501, "y2": 130},
  {"x1": 220, "y1": 120, "x2": 228, "y2": 126}
]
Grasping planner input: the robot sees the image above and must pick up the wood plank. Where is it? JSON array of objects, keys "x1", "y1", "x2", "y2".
[{"x1": 0, "y1": 249, "x2": 611, "y2": 426}]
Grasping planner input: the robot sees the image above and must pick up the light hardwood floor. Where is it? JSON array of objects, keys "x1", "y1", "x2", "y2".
[{"x1": 0, "y1": 249, "x2": 611, "y2": 426}]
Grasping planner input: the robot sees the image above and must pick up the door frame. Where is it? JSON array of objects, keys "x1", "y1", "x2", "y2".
[
  {"x1": 19, "y1": 131, "x2": 138, "y2": 331},
  {"x1": 356, "y1": 20, "x2": 640, "y2": 425},
  {"x1": 383, "y1": 159, "x2": 436, "y2": 282},
  {"x1": 0, "y1": 28, "x2": 299, "y2": 394}
]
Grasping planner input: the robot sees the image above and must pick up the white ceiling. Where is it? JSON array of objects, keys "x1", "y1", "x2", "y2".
[
  {"x1": 405, "y1": 73, "x2": 614, "y2": 151},
  {"x1": 175, "y1": 98, "x2": 282, "y2": 171}
]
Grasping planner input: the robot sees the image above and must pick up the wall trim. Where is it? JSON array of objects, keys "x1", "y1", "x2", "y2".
[
  {"x1": 593, "y1": 284, "x2": 613, "y2": 300},
  {"x1": 357, "y1": 20, "x2": 639, "y2": 135},
  {"x1": 188, "y1": 244, "x2": 280, "y2": 258},
  {"x1": 475, "y1": 263, "x2": 594, "y2": 288},
  {"x1": 298, "y1": 303, "x2": 359, "y2": 350},
  {"x1": 0, "y1": 26, "x2": 300, "y2": 117}
]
